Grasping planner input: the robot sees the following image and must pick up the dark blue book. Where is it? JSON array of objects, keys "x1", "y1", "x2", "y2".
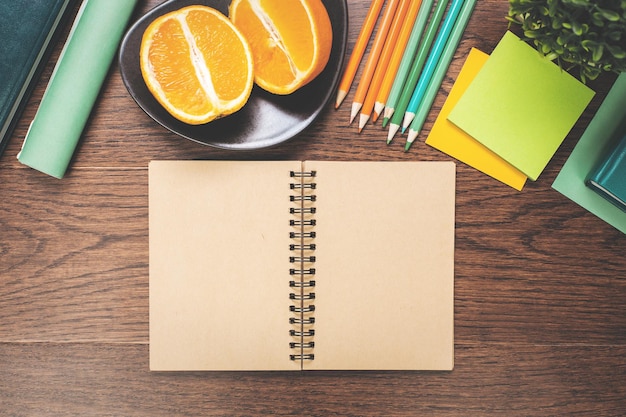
[
  {"x1": 0, "y1": 0, "x2": 75, "y2": 157},
  {"x1": 586, "y1": 130, "x2": 626, "y2": 212}
]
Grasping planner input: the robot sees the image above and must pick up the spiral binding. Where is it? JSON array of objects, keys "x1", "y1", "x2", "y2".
[{"x1": 289, "y1": 170, "x2": 316, "y2": 363}]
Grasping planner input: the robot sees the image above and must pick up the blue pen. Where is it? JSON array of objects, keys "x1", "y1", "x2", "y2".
[{"x1": 401, "y1": 0, "x2": 465, "y2": 132}]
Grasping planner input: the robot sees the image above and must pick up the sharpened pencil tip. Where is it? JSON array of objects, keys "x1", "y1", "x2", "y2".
[
  {"x1": 405, "y1": 129, "x2": 419, "y2": 151},
  {"x1": 381, "y1": 117, "x2": 389, "y2": 128},
  {"x1": 387, "y1": 123, "x2": 400, "y2": 143},
  {"x1": 374, "y1": 102, "x2": 384, "y2": 118},
  {"x1": 349, "y1": 102, "x2": 362, "y2": 125},
  {"x1": 402, "y1": 112, "x2": 415, "y2": 132},
  {"x1": 335, "y1": 90, "x2": 348, "y2": 109},
  {"x1": 358, "y1": 114, "x2": 369, "y2": 131}
]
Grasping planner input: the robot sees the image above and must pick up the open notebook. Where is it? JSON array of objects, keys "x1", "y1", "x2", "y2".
[{"x1": 149, "y1": 160, "x2": 455, "y2": 371}]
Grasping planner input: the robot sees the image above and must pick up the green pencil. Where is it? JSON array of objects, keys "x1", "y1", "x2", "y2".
[
  {"x1": 405, "y1": 0, "x2": 478, "y2": 151},
  {"x1": 380, "y1": 0, "x2": 434, "y2": 126},
  {"x1": 386, "y1": 0, "x2": 450, "y2": 143}
]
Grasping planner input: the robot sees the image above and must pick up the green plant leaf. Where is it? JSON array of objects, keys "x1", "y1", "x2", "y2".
[
  {"x1": 592, "y1": 44, "x2": 604, "y2": 61},
  {"x1": 547, "y1": 0, "x2": 558, "y2": 16},
  {"x1": 598, "y1": 8, "x2": 621, "y2": 21},
  {"x1": 591, "y1": 12, "x2": 606, "y2": 26},
  {"x1": 581, "y1": 39, "x2": 597, "y2": 51},
  {"x1": 524, "y1": 29, "x2": 539, "y2": 39},
  {"x1": 572, "y1": 21, "x2": 584, "y2": 35},
  {"x1": 607, "y1": 44, "x2": 626, "y2": 59},
  {"x1": 507, "y1": 0, "x2": 626, "y2": 83}
]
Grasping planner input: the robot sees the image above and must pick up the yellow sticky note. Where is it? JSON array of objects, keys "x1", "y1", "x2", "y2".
[{"x1": 425, "y1": 48, "x2": 527, "y2": 191}]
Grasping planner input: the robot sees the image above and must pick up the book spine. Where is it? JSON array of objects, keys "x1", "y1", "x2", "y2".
[
  {"x1": 585, "y1": 133, "x2": 626, "y2": 211},
  {"x1": 587, "y1": 133, "x2": 626, "y2": 183},
  {"x1": 288, "y1": 170, "x2": 317, "y2": 363},
  {"x1": 0, "y1": 0, "x2": 74, "y2": 157}
]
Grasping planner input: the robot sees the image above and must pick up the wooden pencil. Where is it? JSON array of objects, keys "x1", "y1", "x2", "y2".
[
  {"x1": 349, "y1": 0, "x2": 401, "y2": 124},
  {"x1": 402, "y1": 0, "x2": 465, "y2": 132},
  {"x1": 335, "y1": 0, "x2": 385, "y2": 109},
  {"x1": 386, "y1": 0, "x2": 449, "y2": 143},
  {"x1": 371, "y1": 0, "x2": 426, "y2": 123},
  {"x1": 378, "y1": 0, "x2": 434, "y2": 126},
  {"x1": 358, "y1": 0, "x2": 415, "y2": 131},
  {"x1": 405, "y1": 0, "x2": 477, "y2": 151}
]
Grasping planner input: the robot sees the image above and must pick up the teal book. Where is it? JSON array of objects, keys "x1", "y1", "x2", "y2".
[
  {"x1": 0, "y1": 0, "x2": 75, "y2": 157},
  {"x1": 552, "y1": 72, "x2": 626, "y2": 234},
  {"x1": 586, "y1": 131, "x2": 626, "y2": 212}
]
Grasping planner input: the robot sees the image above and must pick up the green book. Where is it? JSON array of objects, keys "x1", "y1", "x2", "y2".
[
  {"x1": 586, "y1": 131, "x2": 626, "y2": 212},
  {"x1": 0, "y1": 0, "x2": 74, "y2": 157},
  {"x1": 552, "y1": 72, "x2": 626, "y2": 234},
  {"x1": 17, "y1": 0, "x2": 138, "y2": 179}
]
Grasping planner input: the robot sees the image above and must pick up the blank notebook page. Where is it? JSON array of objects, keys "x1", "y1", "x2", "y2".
[
  {"x1": 307, "y1": 161, "x2": 455, "y2": 370},
  {"x1": 149, "y1": 160, "x2": 455, "y2": 371},
  {"x1": 150, "y1": 161, "x2": 299, "y2": 371}
]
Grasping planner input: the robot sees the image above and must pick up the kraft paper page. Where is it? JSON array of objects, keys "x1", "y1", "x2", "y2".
[
  {"x1": 149, "y1": 160, "x2": 456, "y2": 371},
  {"x1": 149, "y1": 160, "x2": 300, "y2": 371},
  {"x1": 307, "y1": 161, "x2": 455, "y2": 370}
]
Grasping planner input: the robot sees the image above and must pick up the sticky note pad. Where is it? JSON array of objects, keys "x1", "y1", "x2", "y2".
[
  {"x1": 552, "y1": 72, "x2": 626, "y2": 234},
  {"x1": 426, "y1": 48, "x2": 527, "y2": 191},
  {"x1": 448, "y1": 31, "x2": 595, "y2": 181}
]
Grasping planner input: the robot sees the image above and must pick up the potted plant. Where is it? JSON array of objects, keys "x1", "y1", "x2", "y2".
[{"x1": 507, "y1": 0, "x2": 626, "y2": 83}]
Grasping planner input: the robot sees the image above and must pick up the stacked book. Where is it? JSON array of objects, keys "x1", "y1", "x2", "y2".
[
  {"x1": 553, "y1": 72, "x2": 626, "y2": 233},
  {"x1": 0, "y1": 0, "x2": 75, "y2": 157}
]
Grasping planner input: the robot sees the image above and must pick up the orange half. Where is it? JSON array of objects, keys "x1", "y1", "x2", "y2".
[
  {"x1": 140, "y1": 6, "x2": 254, "y2": 124},
  {"x1": 229, "y1": 0, "x2": 333, "y2": 95}
]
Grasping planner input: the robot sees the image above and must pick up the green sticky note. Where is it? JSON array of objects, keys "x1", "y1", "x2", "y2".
[
  {"x1": 552, "y1": 72, "x2": 626, "y2": 234},
  {"x1": 448, "y1": 31, "x2": 595, "y2": 181}
]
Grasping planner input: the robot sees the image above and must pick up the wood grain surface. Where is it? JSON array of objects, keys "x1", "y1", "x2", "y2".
[{"x1": 1, "y1": 0, "x2": 624, "y2": 415}]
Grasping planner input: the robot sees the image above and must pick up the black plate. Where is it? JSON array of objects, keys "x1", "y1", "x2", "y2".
[{"x1": 119, "y1": 0, "x2": 347, "y2": 150}]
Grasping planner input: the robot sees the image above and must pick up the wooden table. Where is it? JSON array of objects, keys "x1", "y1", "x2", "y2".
[{"x1": 1, "y1": 0, "x2": 624, "y2": 415}]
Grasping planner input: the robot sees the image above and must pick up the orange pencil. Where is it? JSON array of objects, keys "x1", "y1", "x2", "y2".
[
  {"x1": 371, "y1": 0, "x2": 423, "y2": 123},
  {"x1": 358, "y1": 0, "x2": 416, "y2": 131},
  {"x1": 335, "y1": 0, "x2": 385, "y2": 109},
  {"x1": 349, "y1": 0, "x2": 400, "y2": 124}
]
